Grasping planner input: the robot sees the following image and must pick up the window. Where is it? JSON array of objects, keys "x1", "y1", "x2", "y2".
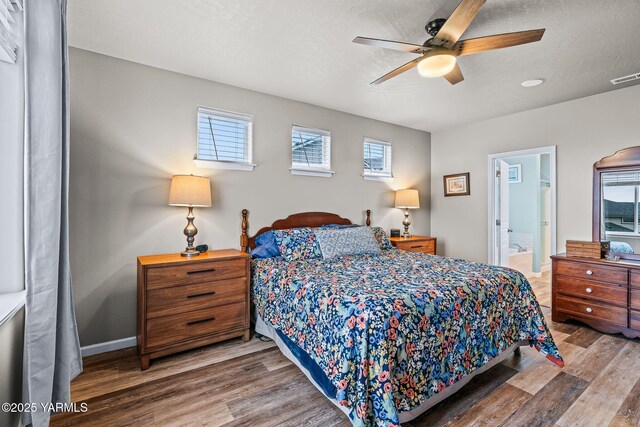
[
  {"x1": 603, "y1": 171, "x2": 640, "y2": 235},
  {"x1": 0, "y1": 0, "x2": 22, "y2": 63},
  {"x1": 194, "y1": 106, "x2": 255, "y2": 171},
  {"x1": 363, "y1": 137, "x2": 392, "y2": 180},
  {"x1": 290, "y1": 125, "x2": 333, "y2": 177}
]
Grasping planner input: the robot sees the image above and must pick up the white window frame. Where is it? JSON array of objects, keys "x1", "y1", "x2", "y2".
[
  {"x1": 194, "y1": 106, "x2": 256, "y2": 171},
  {"x1": 363, "y1": 137, "x2": 393, "y2": 182},
  {"x1": 290, "y1": 124, "x2": 334, "y2": 178}
]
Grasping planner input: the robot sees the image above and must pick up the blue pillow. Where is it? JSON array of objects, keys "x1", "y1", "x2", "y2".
[
  {"x1": 250, "y1": 230, "x2": 280, "y2": 259},
  {"x1": 272, "y1": 228, "x2": 323, "y2": 262},
  {"x1": 611, "y1": 241, "x2": 634, "y2": 254}
]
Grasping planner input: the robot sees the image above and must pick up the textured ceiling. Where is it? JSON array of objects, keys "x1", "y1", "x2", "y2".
[{"x1": 67, "y1": 0, "x2": 640, "y2": 132}]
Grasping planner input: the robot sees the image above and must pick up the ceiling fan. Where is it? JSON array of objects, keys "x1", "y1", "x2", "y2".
[{"x1": 353, "y1": 0, "x2": 545, "y2": 85}]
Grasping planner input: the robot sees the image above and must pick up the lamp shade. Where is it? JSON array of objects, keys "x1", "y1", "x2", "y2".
[
  {"x1": 395, "y1": 189, "x2": 420, "y2": 209},
  {"x1": 169, "y1": 175, "x2": 212, "y2": 207}
]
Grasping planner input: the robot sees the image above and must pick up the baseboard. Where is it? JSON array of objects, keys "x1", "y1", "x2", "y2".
[{"x1": 81, "y1": 336, "x2": 137, "y2": 357}]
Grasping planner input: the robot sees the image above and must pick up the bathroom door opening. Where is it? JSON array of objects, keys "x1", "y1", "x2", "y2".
[{"x1": 487, "y1": 147, "x2": 557, "y2": 289}]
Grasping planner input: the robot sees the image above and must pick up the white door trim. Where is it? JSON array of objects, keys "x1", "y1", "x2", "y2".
[{"x1": 487, "y1": 145, "x2": 557, "y2": 266}]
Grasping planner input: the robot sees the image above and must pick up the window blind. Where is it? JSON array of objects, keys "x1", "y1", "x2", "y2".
[
  {"x1": 196, "y1": 107, "x2": 253, "y2": 164},
  {"x1": 363, "y1": 137, "x2": 392, "y2": 177},
  {"x1": 291, "y1": 125, "x2": 331, "y2": 170},
  {"x1": 603, "y1": 171, "x2": 640, "y2": 187},
  {"x1": 0, "y1": 0, "x2": 22, "y2": 64}
]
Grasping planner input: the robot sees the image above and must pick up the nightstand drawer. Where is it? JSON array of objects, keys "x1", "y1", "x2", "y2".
[
  {"x1": 396, "y1": 240, "x2": 435, "y2": 254},
  {"x1": 555, "y1": 260, "x2": 627, "y2": 284},
  {"x1": 146, "y1": 302, "x2": 246, "y2": 349},
  {"x1": 556, "y1": 295, "x2": 627, "y2": 327},
  {"x1": 556, "y1": 276, "x2": 627, "y2": 307},
  {"x1": 146, "y1": 258, "x2": 246, "y2": 287},
  {"x1": 146, "y1": 277, "x2": 246, "y2": 319}
]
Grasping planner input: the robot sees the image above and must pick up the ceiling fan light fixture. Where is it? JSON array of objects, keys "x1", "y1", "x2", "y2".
[{"x1": 417, "y1": 52, "x2": 457, "y2": 78}]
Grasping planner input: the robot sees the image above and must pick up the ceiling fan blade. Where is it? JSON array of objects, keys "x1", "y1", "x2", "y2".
[
  {"x1": 443, "y1": 63, "x2": 464, "y2": 85},
  {"x1": 432, "y1": 0, "x2": 487, "y2": 48},
  {"x1": 452, "y1": 29, "x2": 545, "y2": 56},
  {"x1": 371, "y1": 56, "x2": 424, "y2": 85},
  {"x1": 353, "y1": 36, "x2": 429, "y2": 54}
]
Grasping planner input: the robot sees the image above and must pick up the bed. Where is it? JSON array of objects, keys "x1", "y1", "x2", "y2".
[{"x1": 240, "y1": 210, "x2": 563, "y2": 427}]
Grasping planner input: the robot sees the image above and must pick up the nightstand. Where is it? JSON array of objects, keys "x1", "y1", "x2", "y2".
[
  {"x1": 137, "y1": 249, "x2": 250, "y2": 370},
  {"x1": 390, "y1": 235, "x2": 437, "y2": 255}
]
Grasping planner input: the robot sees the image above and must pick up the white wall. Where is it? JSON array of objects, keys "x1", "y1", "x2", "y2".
[
  {"x1": 431, "y1": 84, "x2": 640, "y2": 263},
  {"x1": 69, "y1": 48, "x2": 431, "y2": 345}
]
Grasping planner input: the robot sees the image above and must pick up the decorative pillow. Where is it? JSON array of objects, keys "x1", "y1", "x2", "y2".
[
  {"x1": 315, "y1": 227, "x2": 382, "y2": 260},
  {"x1": 250, "y1": 230, "x2": 280, "y2": 259},
  {"x1": 371, "y1": 226, "x2": 393, "y2": 250},
  {"x1": 272, "y1": 227, "x2": 323, "y2": 262}
]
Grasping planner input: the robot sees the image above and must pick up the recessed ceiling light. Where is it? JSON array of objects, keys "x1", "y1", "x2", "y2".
[{"x1": 521, "y1": 79, "x2": 545, "y2": 88}]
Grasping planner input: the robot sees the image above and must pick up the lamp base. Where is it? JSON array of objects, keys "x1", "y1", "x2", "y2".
[
  {"x1": 402, "y1": 208, "x2": 412, "y2": 238},
  {"x1": 180, "y1": 206, "x2": 200, "y2": 257},
  {"x1": 181, "y1": 248, "x2": 200, "y2": 257}
]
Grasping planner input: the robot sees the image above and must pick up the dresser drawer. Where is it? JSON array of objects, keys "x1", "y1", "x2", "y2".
[
  {"x1": 556, "y1": 295, "x2": 628, "y2": 327},
  {"x1": 631, "y1": 272, "x2": 640, "y2": 288},
  {"x1": 146, "y1": 258, "x2": 246, "y2": 287},
  {"x1": 556, "y1": 276, "x2": 627, "y2": 307},
  {"x1": 146, "y1": 277, "x2": 247, "y2": 319},
  {"x1": 632, "y1": 288, "x2": 640, "y2": 311},
  {"x1": 556, "y1": 260, "x2": 627, "y2": 284},
  {"x1": 396, "y1": 240, "x2": 435, "y2": 254},
  {"x1": 146, "y1": 302, "x2": 246, "y2": 349},
  {"x1": 631, "y1": 311, "x2": 640, "y2": 331}
]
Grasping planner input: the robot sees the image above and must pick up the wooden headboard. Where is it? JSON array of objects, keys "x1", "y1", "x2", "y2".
[{"x1": 240, "y1": 209, "x2": 371, "y2": 253}]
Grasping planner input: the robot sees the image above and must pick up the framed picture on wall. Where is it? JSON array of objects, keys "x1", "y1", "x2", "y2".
[
  {"x1": 443, "y1": 172, "x2": 470, "y2": 197},
  {"x1": 508, "y1": 164, "x2": 522, "y2": 183}
]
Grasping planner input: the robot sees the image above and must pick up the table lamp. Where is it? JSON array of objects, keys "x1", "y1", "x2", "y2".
[
  {"x1": 169, "y1": 174, "x2": 212, "y2": 256},
  {"x1": 395, "y1": 189, "x2": 420, "y2": 238}
]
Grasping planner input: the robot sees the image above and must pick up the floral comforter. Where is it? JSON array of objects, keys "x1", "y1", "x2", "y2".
[{"x1": 251, "y1": 250, "x2": 562, "y2": 426}]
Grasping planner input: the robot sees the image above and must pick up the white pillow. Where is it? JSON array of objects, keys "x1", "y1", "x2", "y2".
[{"x1": 314, "y1": 227, "x2": 382, "y2": 260}]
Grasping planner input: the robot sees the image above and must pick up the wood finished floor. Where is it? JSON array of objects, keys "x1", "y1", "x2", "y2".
[
  {"x1": 51, "y1": 304, "x2": 640, "y2": 427},
  {"x1": 528, "y1": 271, "x2": 551, "y2": 308}
]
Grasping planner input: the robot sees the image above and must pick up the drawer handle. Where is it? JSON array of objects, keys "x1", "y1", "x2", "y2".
[
  {"x1": 187, "y1": 291, "x2": 216, "y2": 299},
  {"x1": 586, "y1": 307, "x2": 593, "y2": 313},
  {"x1": 585, "y1": 288, "x2": 593, "y2": 293},
  {"x1": 410, "y1": 245, "x2": 424, "y2": 249},
  {"x1": 187, "y1": 317, "x2": 215, "y2": 326},
  {"x1": 586, "y1": 270, "x2": 593, "y2": 275},
  {"x1": 187, "y1": 268, "x2": 216, "y2": 275}
]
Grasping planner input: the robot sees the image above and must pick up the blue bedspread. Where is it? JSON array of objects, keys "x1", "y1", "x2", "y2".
[{"x1": 251, "y1": 250, "x2": 562, "y2": 426}]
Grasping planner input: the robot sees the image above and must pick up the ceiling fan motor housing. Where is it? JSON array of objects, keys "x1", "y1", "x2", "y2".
[{"x1": 425, "y1": 18, "x2": 446, "y2": 36}]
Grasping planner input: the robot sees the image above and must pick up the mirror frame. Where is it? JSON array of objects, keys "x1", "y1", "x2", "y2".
[{"x1": 593, "y1": 146, "x2": 640, "y2": 261}]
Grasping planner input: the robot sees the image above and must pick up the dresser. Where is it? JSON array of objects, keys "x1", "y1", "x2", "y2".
[
  {"x1": 137, "y1": 250, "x2": 250, "y2": 370},
  {"x1": 551, "y1": 254, "x2": 640, "y2": 338},
  {"x1": 389, "y1": 235, "x2": 437, "y2": 255}
]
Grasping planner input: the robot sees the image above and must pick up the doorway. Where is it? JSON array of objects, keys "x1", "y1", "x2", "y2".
[{"x1": 487, "y1": 146, "x2": 557, "y2": 307}]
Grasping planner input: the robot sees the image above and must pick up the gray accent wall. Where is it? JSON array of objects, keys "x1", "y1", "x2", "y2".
[
  {"x1": 69, "y1": 48, "x2": 431, "y2": 346},
  {"x1": 431, "y1": 84, "x2": 640, "y2": 263}
]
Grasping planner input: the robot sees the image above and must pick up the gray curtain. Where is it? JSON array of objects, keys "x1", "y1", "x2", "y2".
[{"x1": 22, "y1": 1, "x2": 83, "y2": 426}]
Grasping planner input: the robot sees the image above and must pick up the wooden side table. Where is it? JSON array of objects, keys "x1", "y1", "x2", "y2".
[
  {"x1": 137, "y1": 249, "x2": 250, "y2": 370},
  {"x1": 390, "y1": 235, "x2": 437, "y2": 255}
]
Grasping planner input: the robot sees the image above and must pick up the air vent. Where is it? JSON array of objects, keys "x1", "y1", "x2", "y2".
[{"x1": 611, "y1": 72, "x2": 640, "y2": 85}]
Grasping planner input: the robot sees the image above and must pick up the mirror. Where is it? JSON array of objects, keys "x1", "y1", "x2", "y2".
[
  {"x1": 601, "y1": 170, "x2": 639, "y2": 254},
  {"x1": 594, "y1": 147, "x2": 640, "y2": 260}
]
